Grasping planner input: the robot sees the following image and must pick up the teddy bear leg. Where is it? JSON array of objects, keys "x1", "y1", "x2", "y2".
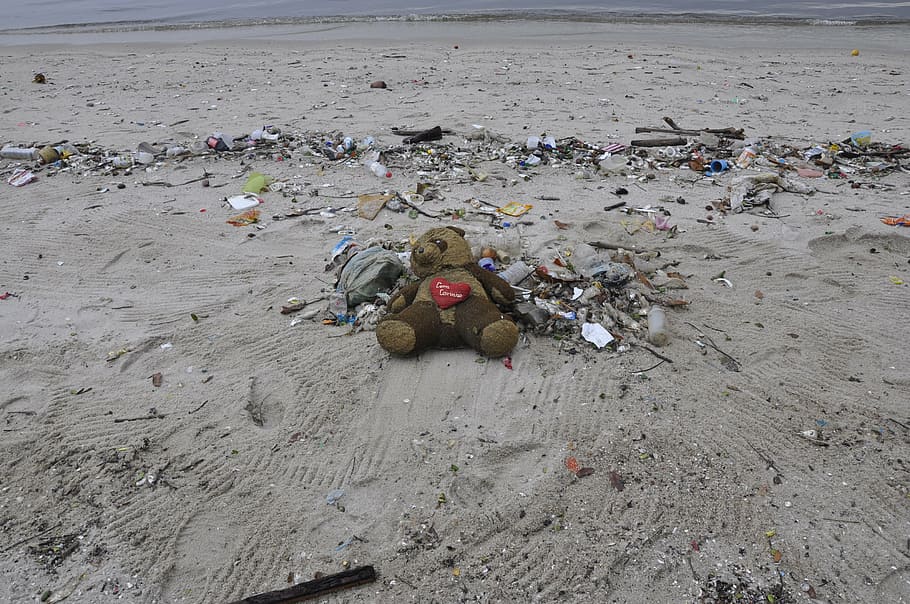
[
  {"x1": 376, "y1": 301, "x2": 442, "y2": 356},
  {"x1": 454, "y1": 298, "x2": 519, "y2": 358}
]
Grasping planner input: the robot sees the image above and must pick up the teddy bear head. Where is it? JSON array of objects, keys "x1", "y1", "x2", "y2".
[{"x1": 410, "y1": 226, "x2": 472, "y2": 277}]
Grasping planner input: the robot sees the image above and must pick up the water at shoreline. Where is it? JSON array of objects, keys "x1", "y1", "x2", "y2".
[{"x1": 5, "y1": 2, "x2": 910, "y2": 33}]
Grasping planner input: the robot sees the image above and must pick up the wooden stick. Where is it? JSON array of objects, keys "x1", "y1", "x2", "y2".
[
  {"x1": 662, "y1": 116, "x2": 682, "y2": 130},
  {"x1": 587, "y1": 240, "x2": 649, "y2": 253},
  {"x1": 1, "y1": 522, "x2": 63, "y2": 553},
  {"x1": 635, "y1": 126, "x2": 745, "y2": 139},
  {"x1": 113, "y1": 415, "x2": 165, "y2": 423},
  {"x1": 631, "y1": 359, "x2": 666, "y2": 374},
  {"x1": 630, "y1": 136, "x2": 688, "y2": 147},
  {"x1": 638, "y1": 344, "x2": 674, "y2": 364},
  {"x1": 140, "y1": 174, "x2": 211, "y2": 188},
  {"x1": 228, "y1": 566, "x2": 377, "y2": 604}
]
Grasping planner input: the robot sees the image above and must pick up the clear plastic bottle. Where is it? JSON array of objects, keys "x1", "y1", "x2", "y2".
[
  {"x1": 369, "y1": 161, "x2": 391, "y2": 178},
  {"x1": 647, "y1": 306, "x2": 670, "y2": 347},
  {"x1": 329, "y1": 290, "x2": 348, "y2": 321},
  {"x1": 1, "y1": 146, "x2": 38, "y2": 160},
  {"x1": 493, "y1": 228, "x2": 521, "y2": 265},
  {"x1": 498, "y1": 261, "x2": 533, "y2": 285}
]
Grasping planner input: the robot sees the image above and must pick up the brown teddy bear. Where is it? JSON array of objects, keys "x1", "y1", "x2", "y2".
[{"x1": 376, "y1": 226, "x2": 519, "y2": 357}]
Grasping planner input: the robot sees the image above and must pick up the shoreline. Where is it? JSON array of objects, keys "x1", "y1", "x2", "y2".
[{"x1": 2, "y1": 18, "x2": 909, "y2": 50}]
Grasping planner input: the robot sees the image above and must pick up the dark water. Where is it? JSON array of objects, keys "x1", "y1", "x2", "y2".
[{"x1": 6, "y1": 0, "x2": 910, "y2": 30}]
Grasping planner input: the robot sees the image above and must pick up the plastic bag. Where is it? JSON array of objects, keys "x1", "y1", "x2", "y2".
[
  {"x1": 242, "y1": 172, "x2": 273, "y2": 194},
  {"x1": 337, "y1": 247, "x2": 405, "y2": 307}
]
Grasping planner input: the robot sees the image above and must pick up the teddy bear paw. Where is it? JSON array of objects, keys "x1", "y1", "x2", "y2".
[
  {"x1": 479, "y1": 319, "x2": 519, "y2": 358},
  {"x1": 376, "y1": 319, "x2": 418, "y2": 356}
]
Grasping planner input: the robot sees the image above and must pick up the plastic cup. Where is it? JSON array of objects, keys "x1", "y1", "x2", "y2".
[{"x1": 709, "y1": 159, "x2": 729, "y2": 174}]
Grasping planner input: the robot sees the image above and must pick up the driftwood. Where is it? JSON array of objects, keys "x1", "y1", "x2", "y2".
[
  {"x1": 587, "y1": 240, "x2": 651, "y2": 253},
  {"x1": 402, "y1": 125, "x2": 443, "y2": 144},
  {"x1": 392, "y1": 127, "x2": 454, "y2": 136},
  {"x1": 663, "y1": 116, "x2": 683, "y2": 130},
  {"x1": 659, "y1": 116, "x2": 744, "y2": 139},
  {"x1": 630, "y1": 137, "x2": 688, "y2": 147},
  {"x1": 635, "y1": 126, "x2": 745, "y2": 139},
  {"x1": 228, "y1": 566, "x2": 377, "y2": 604}
]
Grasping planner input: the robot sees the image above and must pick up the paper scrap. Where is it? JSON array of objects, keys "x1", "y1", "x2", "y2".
[
  {"x1": 497, "y1": 201, "x2": 533, "y2": 217},
  {"x1": 581, "y1": 322, "x2": 615, "y2": 348},
  {"x1": 357, "y1": 193, "x2": 393, "y2": 220}
]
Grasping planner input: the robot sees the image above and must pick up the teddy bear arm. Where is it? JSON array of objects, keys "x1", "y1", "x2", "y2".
[
  {"x1": 465, "y1": 264, "x2": 515, "y2": 306},
  {"x1": 388, "y1": 282, "x2": 420, "y2": 313}
]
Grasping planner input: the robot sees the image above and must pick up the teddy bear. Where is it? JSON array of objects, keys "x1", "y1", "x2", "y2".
[{"x1": 376, "y1": 226, "x2": 519, "y2": 358}]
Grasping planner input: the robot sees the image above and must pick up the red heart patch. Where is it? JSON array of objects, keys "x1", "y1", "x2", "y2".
[{"x1": 430, "y1": 277, "x2": 471, "y2": 309}]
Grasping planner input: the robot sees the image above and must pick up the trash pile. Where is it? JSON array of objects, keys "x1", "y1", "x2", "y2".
[
  {"x1": 503, "y1": 241, "x2": 688, "y2": 350},
  {"x1": 309, "y1": 224, "x2": 690, "y2": 354},
  {"x1": 3, "y1": 118, "x2": 904, "y2": 204},
  {"x1": 3, "y1": 117, "x2": 905, "y2": 354}
]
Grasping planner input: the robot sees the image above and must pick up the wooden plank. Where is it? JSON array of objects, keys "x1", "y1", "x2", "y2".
[{"x1": 630, "y1": 136, "x2": 688, "y2": 147}]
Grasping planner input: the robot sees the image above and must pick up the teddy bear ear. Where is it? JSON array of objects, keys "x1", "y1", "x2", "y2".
[{"x1": 445, "y1": 226, "x2": 466, "y2": 237}]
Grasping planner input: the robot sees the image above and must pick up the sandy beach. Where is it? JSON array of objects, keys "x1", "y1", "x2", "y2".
[{"x1": 1, "y1": 19, "x2": 909, "y2": 603}]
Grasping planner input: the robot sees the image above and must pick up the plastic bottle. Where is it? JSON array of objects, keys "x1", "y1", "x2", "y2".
[
  {"x1": 647, "y1": 306, "x2": 670, "y2": 347},
  {"x1": 1, "y1": 146, "x2": 38, "y2": 160},
  {"x1": 493, "y1": 228, "x2": 521, "y2": 265},
  {"x1": 498, "y1": 260, "x2": 533, "y2": 285},
  {"x1": 735, "y1": 147, "x2": 756, "y2": 168},
  {"x1": 328, "y1": 290, "x2": 348, "y2": 321},
  {"x1": 478, "y1": 257, "x2": 495, "y2": 271},
  {"x1": 369, "y1": 161, "x2": 391, "y2": 178}
]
